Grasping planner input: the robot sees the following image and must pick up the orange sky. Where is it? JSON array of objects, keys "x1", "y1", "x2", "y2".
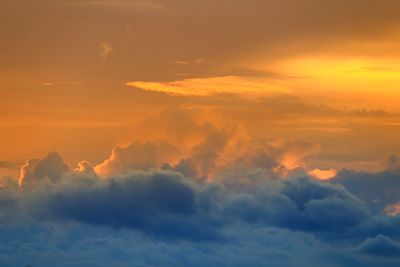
[{"x1": 1, "y1": 0, "x2": 400, "y2": 179}]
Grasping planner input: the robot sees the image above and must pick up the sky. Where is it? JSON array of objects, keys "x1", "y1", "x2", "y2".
[{"x1": 1, "y1": 0, "x2": 400, "y2": 266}]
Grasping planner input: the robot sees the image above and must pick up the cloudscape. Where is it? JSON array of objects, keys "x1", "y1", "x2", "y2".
[{"x1": 1, "y1": 1, "x2": 400, "y2": 266}]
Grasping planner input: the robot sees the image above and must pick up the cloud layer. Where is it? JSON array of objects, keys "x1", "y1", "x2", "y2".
[{"x1": 1, "y1": 147, "x2": 400, "y2": 266}]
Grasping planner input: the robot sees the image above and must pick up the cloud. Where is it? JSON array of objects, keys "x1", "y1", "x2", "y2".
[
  {"x1": 333, "y1": 169, "x2": 400, "y2": 213},
  {"x1": 2, "y1": 1, "x2": 400, "y2": 266},
  {"x1": 48, "y1": 171, "x2": 372, "y2": 239},
  {"x1": 100, "y1": 42, "x2": 113, "y2": 60},
  {"x1": 99, "y1": 116, "x2": 320, "y2": 181},
  {"x1": 270, "y1": 140, "x2": 320, "y2": 171},
  {"x1": 0, "y1": 190, "x2": 18, "y2": 226},
  {"x1": 1, "y1": 152, "x2": 377, "y2": 241},
  {"x1": 95, "y1": 141, "x2": 180, "y2": 176},
  {"x1": 385, "y1": 203, "x2": 400, "y2": 217},
  {"x1": 46, "y1": 170, "x2": 222, "y2": 241},
  {"x1": 2, "y1": 149, "x2": 400, "y2": 266},
  {"x1": 358, "y1": 235, "x2": 400, "y2": 257},
  {"x1": 75, "y1": 161, "x2": 97, "y2": 176},
  {"x1": 0, "y1": 224, "x2": 351, "y2": 267},
  {"x1": 184, "y1": 129, "x2": 231, "y2": 178},
  {"x1": 2, "y1": 126, "x2": 400, "y2": 266},
  {"x1": 127, "y1": 76, "x2": 291, "y2": 96},
  {"x1": 263, "y1": 177, "x2": 369, "y2": 233},
  {"x1": 19, "y1": 152, "x2": 70, "y2": 189}
]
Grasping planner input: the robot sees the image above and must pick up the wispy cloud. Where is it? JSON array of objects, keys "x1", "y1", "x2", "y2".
[
  {"x1": 127, "y1": 76, "x2": 291, "y2": 96},
  {"x1": 0, "y1": 161, "x2": 20, "y2": 170},
  {"x1": 100, "y1": 42, "x2": 113, "y2": 60}
]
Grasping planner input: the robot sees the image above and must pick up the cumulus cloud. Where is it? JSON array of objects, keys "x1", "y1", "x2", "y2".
[
  {"x1": 95, "y1": 141, "x2": 180, "y2": 176},
  {"x1": 2, "y1": 145, "x2": 400, "y2": 266},
  {"x1": 2, "y1": 152, "x2": 395, "y2": 241},
  {"x1": 75, "y1": 161, "x2": 97, "y2": 176},
  {"x1": 18, "y1": 152, "x2": 70, "y2": 189},
  {"x1": 2, "y1": 1, "x2": 400, "y2": 266},
  {"x1": 93, "y1": 105, "x2": 316, "y2": 180},
  {"x1": 46, "y1": 170, "x2": 222, "y2": 241},
  {"x1": 24, "y1": 169, "x2": 372, "y2": 243},
  {"x1": 268, "y1": 140, "x2": 320, "y2": 171}
]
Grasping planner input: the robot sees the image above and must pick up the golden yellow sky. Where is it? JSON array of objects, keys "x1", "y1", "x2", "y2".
[{"x1": 2, "y1": 0, "x2": 400, "y2": 178}]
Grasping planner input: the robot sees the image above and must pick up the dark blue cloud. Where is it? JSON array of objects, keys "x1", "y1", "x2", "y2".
[
  {"x1": 333, "y1": 169, "x2": 400, "y2": 212},
  {"x1": 39, "y1": 173, "x2": 374, "y2": 242},
  {"x1": 280, "y1": 177, "x2": 370, "y2": 231},
  {"x1": 11, "y1": 170, "x2": 399, "y2": 245},
  {"x1": 2, "y1": 151, "x2": 400, "y2": 266},
  {"x1": 352, "y1": 215, "x2": 400, "y2": 242},
  {"x1": 358, "y1": 235, "x2": 400, "y2": 257},
  {"x1": 222, "y1": 177, "x2": 370, "y2": 235},
  {"x1": 47, "y1": 171, "x2": 221, "y2": 241}
]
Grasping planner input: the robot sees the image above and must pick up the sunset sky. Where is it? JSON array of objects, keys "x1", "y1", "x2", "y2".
[{"x1": 1, "y1": 1, "x2": 400, "y2": 266}]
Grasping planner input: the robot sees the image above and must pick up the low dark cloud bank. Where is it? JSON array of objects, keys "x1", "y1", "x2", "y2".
[{"x1": 1, "y1": 152, "x2": 400, "y2": 266}]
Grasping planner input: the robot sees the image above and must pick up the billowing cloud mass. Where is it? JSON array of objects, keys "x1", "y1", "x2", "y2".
[
  {"x1": 1, "y1": 141, "x2": 400, "y2": 266},
  {"x1": 95, "y1": 141, "x2": 181, "y2": 176},
  {"x1": 0, "y1": 102, "x2": 398, "y2": 266},
  {"x1": 2, "y1": 0, "x2": 400, "y2": 266},
  {"x1": 1, "y1": 103, "x2": 400, "y2": 267}
]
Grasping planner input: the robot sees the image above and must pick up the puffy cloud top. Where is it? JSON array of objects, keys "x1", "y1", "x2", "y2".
[{"x1": 19, "y1": 152, "x2": 69, "y2": 189}]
